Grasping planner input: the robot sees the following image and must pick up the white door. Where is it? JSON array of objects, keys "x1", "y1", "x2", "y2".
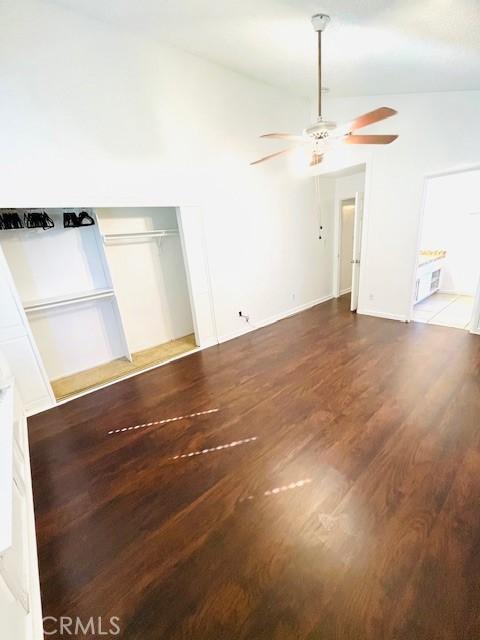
[
  {"x1": 350, "y1": 192, "x2": 364, "y2": 312},
  {"x1": 339, "y1": 202, "x2": 355, "y2": 295}
]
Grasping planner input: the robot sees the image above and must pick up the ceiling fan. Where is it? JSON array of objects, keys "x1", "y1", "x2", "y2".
[{"x1": 251, "y1": 14, "x2": 398, "y2": 166}]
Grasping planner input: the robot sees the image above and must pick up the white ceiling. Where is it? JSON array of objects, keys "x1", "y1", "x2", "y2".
[{"x1": 50, "y1": 0, "x2": 480, "y2": 97}]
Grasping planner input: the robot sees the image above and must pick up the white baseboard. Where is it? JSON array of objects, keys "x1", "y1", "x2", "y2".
[
  {"x1": 26, "y1": 396, "x2": 55, "y2": 418},
  {"x1": 339, "y1": 287, "x2": 352, "y2": 296},
  {"x1": 197, "y1": 337, "x2": 219, "y2": 349},
  {"x1": 217, "y1": 294, "x2": 334, "y2": 344},
  {"x1": 438, "y1": 289, "x2": 476, "y2": 297},
  {"x1": 358, "y1": 308, "x2": 408, "y2": 323}
]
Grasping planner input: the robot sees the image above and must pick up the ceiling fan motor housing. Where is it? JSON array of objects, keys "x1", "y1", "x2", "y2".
[
  {"x1": 303, "y1": 120, "x2": 337, "y2": 138},
  {"x1": 311, "y1": 14, "x2": 330, "y2": 32}
]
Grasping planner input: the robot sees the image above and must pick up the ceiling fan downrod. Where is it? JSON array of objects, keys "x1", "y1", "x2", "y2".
[{"x1": 311, "y1": 14, "x2": 330, "y2": 119}]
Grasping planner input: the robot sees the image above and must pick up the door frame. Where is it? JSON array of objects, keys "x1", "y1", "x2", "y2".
[
  {"x1": 471, "y1": 277, "x2": 480, "y2": 335},
  {"x1": 333, "y1": 197, "x2": 356, "y2": 299},
  {"x1": 407, "y1": 162, "x2": 480, "y2": 334},
  {"x1": 314, "y1": 161, "x2": 369, "y2": 310},
  {"x1": 176, "y1": 206, "x2": 218, "y2": 348}
]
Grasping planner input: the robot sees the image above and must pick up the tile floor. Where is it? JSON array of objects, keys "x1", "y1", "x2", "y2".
[{"x1": 412, "y1": 292, "x2": 474, "y2": 329}]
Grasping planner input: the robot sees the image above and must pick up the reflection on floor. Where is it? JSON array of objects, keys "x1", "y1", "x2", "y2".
[
  {"x1": 413, "y1": 292, "x2": 474, "y2": 329},
  {"x1": 51, "y1": 334, "x2": 197, "y2": 400}
]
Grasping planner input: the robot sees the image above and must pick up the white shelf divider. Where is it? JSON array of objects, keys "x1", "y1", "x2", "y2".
[{"x1": 23, "y1": 288, "x2": 115, "y2": 313}]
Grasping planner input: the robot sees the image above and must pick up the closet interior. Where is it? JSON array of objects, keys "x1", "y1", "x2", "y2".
[{"x1": 0, "y1": 207, "x2": 197, "y2": 400}]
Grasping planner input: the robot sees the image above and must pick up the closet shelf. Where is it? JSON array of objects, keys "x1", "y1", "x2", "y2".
[
  {"x1": 102, "y1": 230, "x2": 178, "y2": 244},
  {"x1": 23, "y1": 289, "x2": 115, "y2": 313}
]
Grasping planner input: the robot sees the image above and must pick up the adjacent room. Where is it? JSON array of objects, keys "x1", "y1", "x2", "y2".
[
  {"x1": 1, "y1": 2, "x2": 480, "y2": 639},
  {"x1": 411, "y1": 168, "x2": 480, "y2": 330}
]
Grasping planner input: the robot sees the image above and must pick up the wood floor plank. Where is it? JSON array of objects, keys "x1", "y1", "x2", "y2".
[{"x1": 28, "y1": 296, "x2": 480, "y2": 639}]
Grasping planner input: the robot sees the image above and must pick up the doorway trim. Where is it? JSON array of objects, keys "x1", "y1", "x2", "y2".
[
  {"x1": 407, "y1": 162, "x2": 480, "y2": 333},
  {"x1": 320, "y1": 162, "x2": 368, "y2": 313}
]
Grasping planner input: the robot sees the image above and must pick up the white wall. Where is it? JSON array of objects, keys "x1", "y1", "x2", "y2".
[
  {"x1": 0, "y1": 0, "x2": 332, "y2": 346},
  {"x1": 420, "y1": 169, "x2": 480, "y2": 296},
  {"x1": 317, "y1": 91, "x2": 480, "y2": 327}
]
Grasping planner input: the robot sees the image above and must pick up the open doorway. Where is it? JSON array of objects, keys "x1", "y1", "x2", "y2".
[
  {"x1": 411, "y1": 167, "x2": 480, "y2": 332},
  {"x1": 326, "y1": 167, "x2": 365, "y2": 311},
  {"x1": 315, "y1": 164, "x2": 366, "y2": 311}
]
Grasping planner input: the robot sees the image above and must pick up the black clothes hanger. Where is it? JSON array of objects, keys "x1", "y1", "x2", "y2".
[
  {"x1": 1, "y1": 211, "x2": 24, "y2": 229},
  {"x1": 24, "y1": 210, "x2": 54, "y2": 230},
  {"x1": 41, "y1": 211, "x2": 54, "y2": 229},
  {"x1": 63, "y1": 210, "x2": 95, "y2": 228},
  {"x1": 63, "y1": 211, "x2": 78, "y2": 227},
  {"x1": 78, "y1": 211, "x2": 95, "y2": 226}
]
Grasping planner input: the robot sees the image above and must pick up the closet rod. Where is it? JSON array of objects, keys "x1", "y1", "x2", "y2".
[
  {"x1": 102, "y1": 230, "x2": 178, "y2": 244},
  {"x1": 24, "y1": 289, "x2": 115, "y2": 313}
]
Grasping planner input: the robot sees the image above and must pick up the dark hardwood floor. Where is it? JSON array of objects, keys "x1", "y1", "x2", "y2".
[{"x1": 28, "y1": 296, "x2": 480, "y2": 639}]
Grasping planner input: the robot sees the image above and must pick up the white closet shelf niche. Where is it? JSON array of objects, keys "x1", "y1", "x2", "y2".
[
  {"x1": 96, "y1": 208, "x2": 194, "y2": 355},
  {"x1": 0, "y1": 205, "x2": 217, "y2": 411},
  {"x1": 0, "y1": 208, "x2": 131, "y2": 394}
]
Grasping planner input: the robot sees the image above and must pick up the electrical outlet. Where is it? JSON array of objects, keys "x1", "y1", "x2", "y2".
[
  {"x1": 369, "y1": 293, "x2": 374, "y2": 301},
  {"x1": 291, "y1": 293, "x2": 296, "y2": 301}
]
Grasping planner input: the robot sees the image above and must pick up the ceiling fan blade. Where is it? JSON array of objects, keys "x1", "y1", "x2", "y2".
[
  {"x1": 350, "y1": 107, "x2": 397, "y2": 130},
  {"x1": 250, "y1": 147, "x2": 296, "y2": 165},
  {"x1": 310, "y1": 153, "x2": 323, "y2": 166},
  {"x1": 336, "y1": 107, "x2": 397, "y2": 135},
  {"x1": 260, "y1": 133, "x2": 308, "y2": 143},
  {"x1": 344, "y1": 134, "x2": 398, "y2": 145}
]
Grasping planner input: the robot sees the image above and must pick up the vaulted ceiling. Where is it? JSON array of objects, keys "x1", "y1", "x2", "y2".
[{"x1": 51, "y1": 0, "x2": 480, "y2": 97}]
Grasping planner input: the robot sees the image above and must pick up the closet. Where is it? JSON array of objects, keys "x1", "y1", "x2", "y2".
[{"x1": 0, "y1": 207, "x2": 198, "y2": 401}]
